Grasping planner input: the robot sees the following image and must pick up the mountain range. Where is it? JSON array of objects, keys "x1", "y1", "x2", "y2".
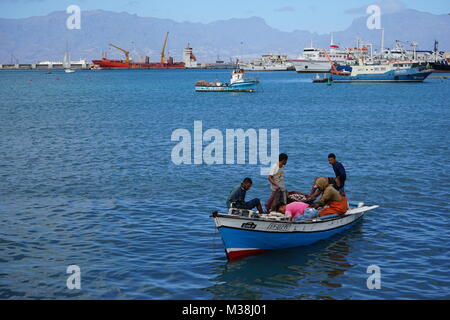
[{"x1": 1, "y1": 9, "x2": 449, "y2": 64}]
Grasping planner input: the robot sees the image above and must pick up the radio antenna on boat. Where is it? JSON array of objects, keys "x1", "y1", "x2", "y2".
[{"x1": 380, "y1": 28, "x2": 385, "y2": 54}]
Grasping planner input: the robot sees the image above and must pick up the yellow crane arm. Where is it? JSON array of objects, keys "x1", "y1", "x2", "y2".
[
  {"x1": 109, "y1": 43, "x2": 130, "y2": 64},
  {"x1": 160, "y1": 32, "x2": 169, "y2": 64}
]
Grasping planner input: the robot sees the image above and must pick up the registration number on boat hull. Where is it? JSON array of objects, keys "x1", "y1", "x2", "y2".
[{"x1": 266, "y1": 222, "x2": 292, "y2": 232}]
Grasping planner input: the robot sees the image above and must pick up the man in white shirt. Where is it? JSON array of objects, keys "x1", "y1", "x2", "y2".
[{"x1": 266, "y1": 153, "x2": 288, "y2": 212}]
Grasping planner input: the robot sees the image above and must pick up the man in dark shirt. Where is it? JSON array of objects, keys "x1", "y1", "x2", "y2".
[
  {"x1": 309, "y1": 153, "x2": 347, "y2": 200},
  {"x1": 327, "y1": 153, "x2": 346, "y2": 194},
  {"x1": 226, "y1": 178, "x2": 263, "y2": 214}
]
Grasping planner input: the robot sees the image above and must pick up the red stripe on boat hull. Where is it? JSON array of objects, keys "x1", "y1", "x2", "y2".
[{"x1": 226, "y1": 249, "x2": 270, "y2": 260}]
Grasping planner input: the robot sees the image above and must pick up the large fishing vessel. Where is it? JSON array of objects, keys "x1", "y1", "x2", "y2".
[
  {"x1": 418, "y1": 41, "x2": 450, "y2": 73},
  {"x1": 430, "y1": 60, "x2": 450, "y2": 73},
  {"x1": 92, "y1": 32, "x2": 185, "y2": 69},
  {"x1": 369, "y1": 40, "x2": 450, "y2": 73},
  {"x1": 331, "y1": 61, "x2": 433, "y2": 83},
  {"x1": 316, "y1": 46, "x2": 434, "y2": 83}
]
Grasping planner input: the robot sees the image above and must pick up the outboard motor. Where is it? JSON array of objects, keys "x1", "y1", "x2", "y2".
[{"x1": 228, "y1": 202, "x2": 255, "y2": 217}]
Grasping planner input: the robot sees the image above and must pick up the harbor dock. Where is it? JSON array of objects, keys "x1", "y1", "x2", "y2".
[{"x1": 0, "y1": 62, "x2": 91, "y2": 70}]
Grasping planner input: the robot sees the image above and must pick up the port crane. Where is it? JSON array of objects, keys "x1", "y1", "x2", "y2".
[
  {"x1": 160, "y1": 32, "x2": 169, "y2": 64},
  {"x1": 322, "y1": 49, "x2": 349, "y2": 76},
  {"x1": 109, "y1": 43, "x2": 130, "y2": 64}
]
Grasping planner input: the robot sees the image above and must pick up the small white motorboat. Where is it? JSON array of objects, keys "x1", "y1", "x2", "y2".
[{"x1": 195, "y1": 69, "x2": 259, "y2": 92}]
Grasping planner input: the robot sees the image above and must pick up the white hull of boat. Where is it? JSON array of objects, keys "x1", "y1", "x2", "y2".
[
  {"x1": 240, "y1": 64, "x2": 291, "y2": 71},
  {"x1": 293, "y1": 60, "x2": 333, "y2": 73},
  {"x1": 212, "y1": 205, "x2": 379, "y2": 260}
]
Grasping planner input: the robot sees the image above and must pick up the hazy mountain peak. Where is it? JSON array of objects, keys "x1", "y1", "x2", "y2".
[{"x1": 0, "y1": 9, "x2": 448, "y2": 63}]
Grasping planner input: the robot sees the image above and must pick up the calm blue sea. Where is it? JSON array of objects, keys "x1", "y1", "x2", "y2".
[{"x1": 0, "y1": 69, "x2": 449, "y2": 299}]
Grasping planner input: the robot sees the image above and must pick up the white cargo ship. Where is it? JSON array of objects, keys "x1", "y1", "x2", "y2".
[
  {"x1": 239, "y1": 54, "x2": 294, "y2": 71},
  {"x1": 290, "y1": 37, "x2": 370, "y2": 73}
]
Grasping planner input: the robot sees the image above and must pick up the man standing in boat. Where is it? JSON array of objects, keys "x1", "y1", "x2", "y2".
[
  {"x1": 266, "y1": 153, "x2": 288, "y2": 212},
  {"x1": 226, "y1": 178, "x2": 264, "y2": 214}
]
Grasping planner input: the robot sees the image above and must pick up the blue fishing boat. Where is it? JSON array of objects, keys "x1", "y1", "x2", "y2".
[
  {"x1": 211, "y1": 202, "x2": 379, "y2": 260},
  {"x1": 331, "y1": 61, "x2": 433, "y2": 83},
  {"x1": 195, "y1": 69, "x2": 259, "y2": 92}
]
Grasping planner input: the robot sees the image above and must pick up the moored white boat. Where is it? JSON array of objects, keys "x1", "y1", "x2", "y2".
[
  {"x1": 195, "y1": 69, "x2": 259, "y2": 92},
  {"x1": 239, "y1": 54, "x2": 294, "y2": 71},
  {"x1": 212, "y1": 202, "x2": 379, "y2": 260}
]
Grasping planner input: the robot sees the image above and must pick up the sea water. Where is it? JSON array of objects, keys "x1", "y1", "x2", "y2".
[{"x1": 0, "y1": 69, "x2": 449, "y2": 299}]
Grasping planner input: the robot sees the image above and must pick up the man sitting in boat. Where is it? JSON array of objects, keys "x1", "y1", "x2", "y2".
[
  {"x1": 310, "y1": 177, "x2": 349, "y2": 217},
  {"x1": 310, "y1": 153, "x2": 347, "y2": 200},
  {"x1": 327, "y1": 153, "x2": 346, "y2": 194},
  {"x1": 275, "y1": 202, "x2": 309, "y2": 221},
  {"x1": 226, "y1": 178, "x2": 264, "y2": 214}
]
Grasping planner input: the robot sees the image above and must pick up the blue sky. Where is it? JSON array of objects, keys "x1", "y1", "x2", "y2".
[{"x1": 1, "y1": 0, "x2": 450, "y2": 33}]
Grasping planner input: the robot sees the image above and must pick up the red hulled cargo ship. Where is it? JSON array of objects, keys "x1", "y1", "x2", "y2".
[
  {"x1": 92, "y1": 32, "x2": 185, "y2": 69},
  {"x1": 91, "y1": 58, "x2": 185, "y2": 69}
]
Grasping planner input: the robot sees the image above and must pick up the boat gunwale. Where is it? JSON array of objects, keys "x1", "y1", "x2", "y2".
[
  {"x1": 195, "y1": 80, "x2": 259, "y2": 88},
  {"x1": 215, "y1": 214, "x2": 365, "y2": 234},
  {"x1": 210, "y1": 205, "x2": 380, "y2": 224},
  {"x1": 195, "y1": 89, "x2": 256, "y2": 92},
  {"x1": 332, "y1": 79, "x2": 430, "y2": 83},
  {"x1": 211, "y1": 209, "x2": 367, "y2": 226}
]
